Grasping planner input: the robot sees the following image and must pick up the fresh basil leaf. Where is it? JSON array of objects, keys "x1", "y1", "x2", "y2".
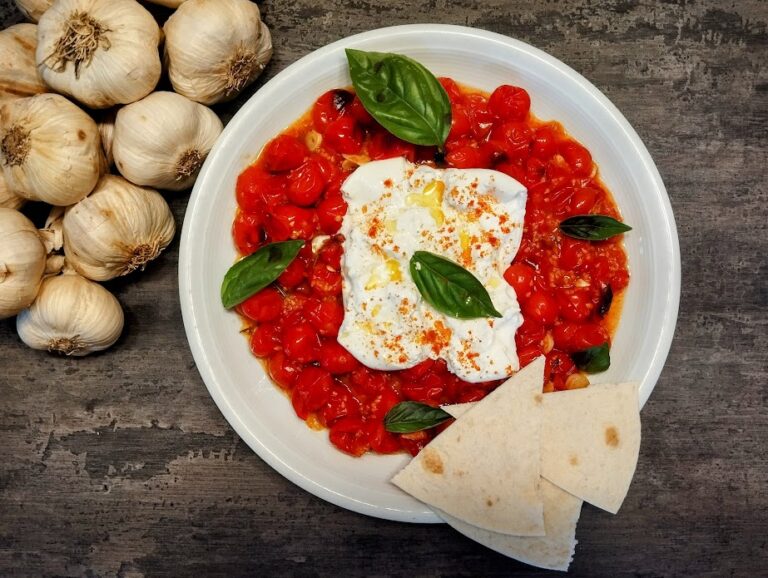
[
  {"x1": 559, "y1": 215, "x2": 632, "y2": 241},
  {"x1": 384, "y1": 401, "x2": 452, "y2": 433},
  {"x1": 345, "y1": 48, "x2": 451, "y2": 148},
  {"x1": 221, "y1": 240, "x2": 304, "y2": 309},
  {"x1": 572, "y1": 343, "x2": 611, "y2": 373},
  {"x1": 409, "y1": 251, "x2": 502, "y2": 319}
]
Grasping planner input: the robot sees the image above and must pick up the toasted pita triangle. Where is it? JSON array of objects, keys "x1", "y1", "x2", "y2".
[
  {"x1": 391, "y1": 357, "x2": 546, "y2": 536},
  {"x1": 437, "y1": 479, "x2": 582, "y2": 572},
  {"x1": 540, "y1": 381, "x2": 640, "y2": 514}
]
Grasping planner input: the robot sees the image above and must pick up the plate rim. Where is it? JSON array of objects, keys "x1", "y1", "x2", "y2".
[{"x1": 179, "y1": 23, "x2": 681, "y2": 522}]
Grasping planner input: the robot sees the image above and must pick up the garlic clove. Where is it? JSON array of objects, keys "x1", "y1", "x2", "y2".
[
  {"x1": 96, "y1": 107, "x2": 118, "y2": 168},
  {"x1": 13, "y1": 0, "x2": 53, "y2": 23},
  {"x1": 112, "y1": 91, "x2": 223, "y2": 191},
  {"x1": 16, "y1": 272, "x2": 124, "y2": 356},
  {"x1": 164, "y1": 0, "x2": 273, "y2": 105},
  {"x1": 36, "y1": 0, "x2": 162, "y2": 109},
  {"x1": 0, "y1": 207, "x2": 47, "y2": 319},
  {"x1": 63, "y1": 174, "x2": 176, "y2": 282},
  {"x1": 0, "y1": 23, "x2": 48, "y2": 104},
  {"x1": 0, "y1": 93, "x2": 103, "y2": 206}
]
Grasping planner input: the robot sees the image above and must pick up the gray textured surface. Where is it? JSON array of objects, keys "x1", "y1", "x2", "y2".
[{"x1": 1, "y1": 1, "x2": 767, "y2": 577}]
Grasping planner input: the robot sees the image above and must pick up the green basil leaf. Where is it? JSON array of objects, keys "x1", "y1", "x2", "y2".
[
  {"x1": 409, "y1": 251, "x2": 502, "y2": 319},
  {"x1": 572, "y1": 343, "x2": 611, "y2": 373},
  {"x1": 221, "y1": 240, "x2": 304, "y2": 309},
  {"x1": 346, "y1": 48, "x2": 451, "y2": 148},
  {"x1": 384, "y1": 401, "x2": 452, "y2": 433},
  {"x1": 559, "y1": 215, "x2": 632, "y2": 241}
]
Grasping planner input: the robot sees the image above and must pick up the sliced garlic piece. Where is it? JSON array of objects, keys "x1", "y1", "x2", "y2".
[
  {"x1": 16, "y1": 272, "x2": 124, "y2": 356},
  {"x1": 164, "y1": 0, "x2": 273, "y2": 105},
  {"x1": 36, "y1": 0, "x2": 161, "y2": 108},
  {"x1": 63, "y1": 175, "x2": 176, "y2": 281},
  {"x1": 112, "y1": 92, "x2": 223, "y2": 191}
]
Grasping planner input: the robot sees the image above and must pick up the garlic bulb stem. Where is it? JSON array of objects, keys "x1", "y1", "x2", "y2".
[{"x1": 16, "y1": 272, "x2": 124, "y2": 356}]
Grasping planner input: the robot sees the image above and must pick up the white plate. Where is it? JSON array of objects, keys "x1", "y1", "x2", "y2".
[{"x1": 179, "y1": 24, "x2": 680, "y2": 523}]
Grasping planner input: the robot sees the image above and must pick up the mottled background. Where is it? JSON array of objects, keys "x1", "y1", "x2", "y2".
[{"x1": 1, "y1": 1, "x2": 766, "y2": 577}]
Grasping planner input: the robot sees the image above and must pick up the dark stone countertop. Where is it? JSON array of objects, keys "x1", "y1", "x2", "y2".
[{"x1": 1, "y1": 1, "x2": 766, "y2": 577}]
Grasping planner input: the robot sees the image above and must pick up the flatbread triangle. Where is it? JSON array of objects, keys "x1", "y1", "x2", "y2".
[{"x1": 391, "y1": 356, "x2": 546, "y2": 536}]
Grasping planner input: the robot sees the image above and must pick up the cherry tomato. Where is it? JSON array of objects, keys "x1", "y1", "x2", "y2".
[
  {"x1": 324, "y1": 116, "x2": 363, "y2": 154},
  {"x1": 553, "y1": 322, "x2": 609, "y2": 352},
  {"x1": 523, "y1": 291, "x2": 559, "y2": 326},
  {"x1": 348, "y1": 95, "x2": 374, "y2": 125},
  {"x1": 464, "y1": 93, "x2": 494, "y2": 138},
  {"x1": 545, "y1": 350, "x2": 576, "y2": 383},
  {"x1": 249, "y1": 322, "x2": 281, "y2": 357},
  {"x1": 367, "y1": 420, "x2": 401, "y2": 454},
  {"x1": 316, "y1": 194, "x2": 348, "y2": 235},
  {"x1": 401, "y1": 372, "x2": 445, "y2": 404},
  {"x1": 398, "y1": 359, "x2": 441, "y2": 381},
  {"x1": 448, "y1": 105, "x2": 472, "y2": 140},
  {"x1": 367, "y1": 386, "x2": 400, "y2": 419},
  {"x1": 559, "y1": 140, "x2": 593, "y2": 177},
  {"x1": 438, "y1": 77, "x2": 463, "y2": 102},
  {"x1": 292, "y1": 366, "x2": 334, "y2": 420},
  {"x1": 515, "y1": 317, "x2": 546, "y2": 349},
  {"x1": 318, "y1": 240, "x2": 343, "y2": 270},
  {"x1": 312, "y1": 89, "x2": 353, "y2": 133},
  {"x1": 287, "y1": 160, "x2": 326, "y2": 206},
  {"x1": 446, "y1": 144, "x2": 491, "y2": 169},
  {"x1": 263, "y1": 135, "x2": 307, "y2": 172},
  {"x1": 282, "y1": 321, "x2": 321, "y2": 363},
  {"x1": 488, "y1": 85, "x2": 531, "y2": 121},
  {"x1": 278, "y1": 257, "x2": 307, "y2": 289},
  {"x1": 232, "y1": 211, "x2": 263, "y2": 255},
  {"x1": 319, "y1": 340, "x2": 360, "y2": 374},
  {"x1": 557, "y1": 288, "x2": 596, "y2": 322},
  {"x1": 264, "y1": 204, "x2": 317, "y2": 241},
  {"x1": 322, "y1": 386, "x2": 361, "y2": 425},
  {"x1": 503, "y1": 262, "x2": 535, "y2": 300},
  {"x1": 489, "y1": 121, "x2": 532, "y2": 160},
  {"x1": 398, "y1": 429, "x2": 430, "y2": 456},
  {"x1": 239, "y1": 287, "x2": 283, "y2": 323},
  {"x1": 310, "y1": 154, "x2": 339, "y2": 185},
  {"x1": 236, "y1": 165, "x2": 287, "y2": 211},
  {"x1": 517, "y1": 345, "x2": 543, "y2": 368},
  {"x1": 570, "y1": 187, "x2": 599, "y2": 215},
  {"x1": 532, "y1": 125, "x2": 559, "y2": 159},
  {"x1": 329, "y1": 416, "x2": 370, "y2": 456},
  {"x1": 267, "y1": 351, "x2": 300, "y2": 389},
  {"x1": 303, "y1": 298, "x2": 344, "y2": 337},
  {"x1": 310, "y1": 263, "x2": 342, "y2": 295},
  {"x1": 368, "y1": 130, "x2": 416, "y2": 162},
  {"x1": 559, "y1": 237, "x2": 593, "y2": 270}
]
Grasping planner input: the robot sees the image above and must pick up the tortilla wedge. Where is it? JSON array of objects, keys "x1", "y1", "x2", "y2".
[
  {"x1": 540, "y1": 381, "x2": 641, "y2": 514},
  {"x1": 391, "y1": 356, "x2": 547, "y2": 536},
  {"x1": 437, "y1": 479, "x2": 583, "y2": 572}
]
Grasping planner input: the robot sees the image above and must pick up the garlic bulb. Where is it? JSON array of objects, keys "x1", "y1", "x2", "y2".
[
  {"x1": 112, "y1": 92, "x2": 223, "y2": 191},
  {"x1": 96, "y1": 107, "x2": 117, "y2": 167},
  {"x1": 0, "y1": 93, "x2": 102, "y2": 206},
  {"x1": 16, "y1": 272, "x2": 124, "y2": 356},
  {"x1": 0, "y1": 173, "x2": 25, "y2": 209},
  {"x1": 13, "y1": 0, "x2": 53, "y2": 23},
  {"x1": 0, "y1": 208, "x2": 47, "y2": 319},
  {"x1": 164, "y1": 0, "x2": 273, "y2": 105},
  {"x1": 0, "y1": 24, "x2": 48, "y2": 103},
  {"x1": 36, "y1": 0, "x2": 162, "y2": 109},
  {"x1": 63, "y1": 175, "x2": 176, "y2": 281}
]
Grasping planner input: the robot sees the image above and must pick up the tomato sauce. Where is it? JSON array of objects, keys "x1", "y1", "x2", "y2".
[{"x1": 232, "y1": 79, "x2": 629, "y2": 457}]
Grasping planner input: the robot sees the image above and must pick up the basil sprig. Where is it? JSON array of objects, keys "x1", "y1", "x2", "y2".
[
  {"x1": 346, "y1": 49, "x2": 451, "y2": 148},
  {"x1": 559, "y1": 215, "x2": 632, "y2": 241},
  {"x1": 221, "y1": 240, "x2": 304, "y2": 309},
  {"x1": 572, "y1": 343, "x2": 611, "y2": 373},
  {"x1": 384, "y1": 401, "x2": 452, "y2": 433},
  {"x1": 410, "y1": 251, "x2": 502, "y2": 319}
]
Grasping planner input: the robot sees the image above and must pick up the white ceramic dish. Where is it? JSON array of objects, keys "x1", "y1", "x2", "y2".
[{"x1": 179, "y1": 24, "x2": 680, "y2": 523}]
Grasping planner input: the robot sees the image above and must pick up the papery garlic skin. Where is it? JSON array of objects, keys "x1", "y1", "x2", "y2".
[
  {"x1": 16, "y1": 273, "x2": 124, "y2": 356},
  {"x1": 164, "y1": 0, "x2": 273, "y2": 105},
  {"x1": 63, "y1": 175, "x2": 176, "y2": 281},
  {"x1": 0, "y1": 208, "x2": 46, "y2": 319},
  {"x1": 0, "y1": 173, "x2": 25, "y2": 209},
  {"x1": 113, "y1": 92, "x2": 223, "y2": 191},
  {"x1": 0, "y1": 93, "x2": 102, "y2": 206},
  {"x1": 0, "y1": 24, "x2": 48, "y2": 104},
  {"x1": 36, "y1": 0, "x2": 162, "y2": 109},
  {"x1": 13, "y1": 0, "x2": 53, "y2": 23}
]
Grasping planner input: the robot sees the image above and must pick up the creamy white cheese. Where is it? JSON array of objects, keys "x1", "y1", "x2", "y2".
[{"x1": 337, "y1": 157, "x2": 527, "y2": 383}]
